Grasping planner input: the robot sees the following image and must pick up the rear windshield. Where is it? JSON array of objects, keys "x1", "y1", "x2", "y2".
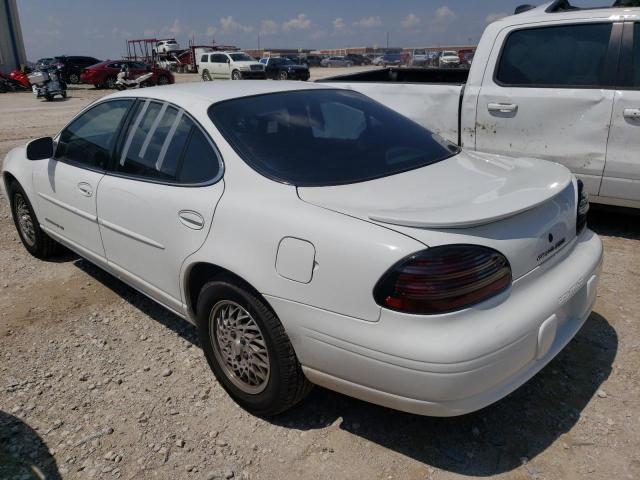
[{"x1": 208, "y1": 89, "x2": 458, "y2": 186}]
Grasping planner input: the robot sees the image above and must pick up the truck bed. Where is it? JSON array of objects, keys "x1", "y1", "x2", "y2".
[
  {"x1": 319, "y1": 67, "x2": 468, "y2": 145},
  {"x1": 317, "y1": 67, "x2": 469, "y2": 84}
]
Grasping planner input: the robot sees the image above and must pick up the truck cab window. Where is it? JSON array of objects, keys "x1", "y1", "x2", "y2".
[{"x1": 496, "y1": 23, "x2": 612, "y2": 87}]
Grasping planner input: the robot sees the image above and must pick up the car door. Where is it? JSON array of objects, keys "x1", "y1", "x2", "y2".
[
  {"x1": 601, "y1": 21, "x2": 640, "y2": 204},
  {"x1": 32, "y1": 99, "x2": 134, "y2": 262},
  {"x1": 210, "y1": 54, "x2": 224, "y2": 78},
  {"x1": 475, "y1": 21, "x2": 621, "y2": 197},
  {"x1": 97, "y1": 99, "x2": 224, "y2": 313}
]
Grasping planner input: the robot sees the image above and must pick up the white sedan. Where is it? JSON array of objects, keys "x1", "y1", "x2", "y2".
[{"x1": 2, "y1": 82, "x2": 603, "y2": 417}]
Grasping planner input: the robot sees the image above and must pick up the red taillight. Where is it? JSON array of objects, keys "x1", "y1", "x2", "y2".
[{"x1": 373, "y1": 245, "x2": 512, "y2": 315}]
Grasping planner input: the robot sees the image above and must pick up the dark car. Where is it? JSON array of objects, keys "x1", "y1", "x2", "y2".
[
  {"x1": 259, "y1": 57, "x2": 310, "y2": 81},
  {"x1": 344, "y1": 54, "x2": 370, "y2": 66},
  {"x1": 286, "y1": 55, "x2": 323, "y2": 68},
  {"x1": 53, "y1": 56, "x2": 101, "y2": 84},
  {"x1": 80, "y1": 60, "x2": 174, "y2": 89},
  {"x1": 303, "y1": 55, "x2": 323, "y2": 67},
  {"x1": 380, "y1": 53, "x2": 402, "y2": 67},
  {"x1": 35, "y1": 58, "x2": 56, "y2": 69}
]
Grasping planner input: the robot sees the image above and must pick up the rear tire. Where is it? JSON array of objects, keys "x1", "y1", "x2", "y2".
[
  {"x1": 8, "y1": 180, "x2": 60, "y2": 259},
  {"x1": 278, "y1": 70, "x2": 288, "y2": 80},
  {"x1": 196, "y1": 277, "x2": 312, "y2": 416},
  {"x1": 202, "y1": 69, "x2": 212, "y2": 81},
  {"x1": 68, "y1": 72, "x2": 80, "y2": 84},
  {"x1": 157, "y1": 75, "x2": 169, "y2": 85}
]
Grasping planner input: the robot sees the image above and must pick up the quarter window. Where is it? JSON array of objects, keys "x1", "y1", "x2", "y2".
[
  {"x1": 496, "y1": 23, "x2": 613, "y2": 87},
  {"x1": 117, "y1": 100, "x2": 221, "y2": 184},
  {"x1": 56, "y1": 100, "x2": 132, "y2": 169}
]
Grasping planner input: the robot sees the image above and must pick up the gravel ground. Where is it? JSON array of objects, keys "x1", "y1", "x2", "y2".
[{"x1": 1, "y1": 70, "x2": 639, "y2": 480}]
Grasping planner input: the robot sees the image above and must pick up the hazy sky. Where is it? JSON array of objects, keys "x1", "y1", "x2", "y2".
[{"x1": 17, "y1": 0, "x2": 608, "y2": 60}]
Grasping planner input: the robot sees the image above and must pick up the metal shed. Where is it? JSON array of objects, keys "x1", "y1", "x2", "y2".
[{"x1": 0, "y1": 0, "x2": 27, "y2": 73}]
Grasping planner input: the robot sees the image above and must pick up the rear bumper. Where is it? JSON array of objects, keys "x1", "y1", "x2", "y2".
[{"x1": 266, "y1": 229, "x2": 603, "y2": 416}]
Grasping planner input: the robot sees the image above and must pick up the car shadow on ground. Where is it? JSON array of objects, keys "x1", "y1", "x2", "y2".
[
  {"x1": 588, "y1": 204, "x2": 640, "y2": 240},
  {"x1": 0, "y1": 411, "x2": 61, "y2": 479},
  {"x1": 73, "y1": 258, "x2": 200, "y2": 345},
  {"x1": 73, "y1": 258, "x2": 617, "y2": 476}
]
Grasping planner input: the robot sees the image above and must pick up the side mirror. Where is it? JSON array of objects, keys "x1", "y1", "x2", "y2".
[
  {"x1": 226, "y1": 58, "x2": 231, "y2": 64},
  {"x1": 26, "y1": 137, "x2": 54, "y2": 160}
]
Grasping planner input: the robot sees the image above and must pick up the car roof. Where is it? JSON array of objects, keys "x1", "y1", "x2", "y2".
[
  {"x1": 493, "y1": 1, "x2": 640, "y2": 26},
  {"x1": 105, "y1": 81, "x2": 334, "y2": 108}
]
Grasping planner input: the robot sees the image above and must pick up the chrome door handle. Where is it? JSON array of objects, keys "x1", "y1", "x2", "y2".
[
  {"x1": 488, "y1": 103, "x2": 518, "y2": 113},
  {"x1": 77, "y1": 182, "x2": 92, "y2": 197},
  {"x1": 178, "y1": 210, "x2": 205, "y2": 230},
  {"x1": 623, "y1": 108, "x2": 640, "y2": 119}
]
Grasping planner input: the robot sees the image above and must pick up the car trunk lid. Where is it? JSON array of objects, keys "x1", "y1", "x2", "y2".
[{"x1": 297, "y1": 150, "x2": 577, "y2": 279}]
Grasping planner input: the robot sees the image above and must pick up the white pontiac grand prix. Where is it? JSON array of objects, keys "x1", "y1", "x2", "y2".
[{"x1": 2, "y1": 81, "x2": 603, "y2": 417}]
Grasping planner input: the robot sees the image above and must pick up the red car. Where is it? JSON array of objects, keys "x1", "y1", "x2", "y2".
[{"x1": 80, "y1": 60, "x2": 174, "y2": 89}]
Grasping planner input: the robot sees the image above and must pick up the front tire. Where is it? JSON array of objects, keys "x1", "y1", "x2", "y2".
[
  {"x1": 278, "y1": 70, "x2": 288, "y2": 80},
  {"x1": 8, "y1": 180, "x2": 60, "y2": 259},
  {"x1": 68, "y1": 72, "x2": 80, "y2": 84},
  {"x1": 231, "y1": 70, "x2": 242, "y2": 80},
  {"x1": 202, "y1": 69, "x2": 212, "y2": 81},
  {"x1": 196, "y1": 278, "x2": 312, "y2": 416},
  {"x1": 105, "y1": 76, "x2": 116, "y2": 89},
  {"x1": 157, "y1": 75, "x2": 169, "y2": 85}
]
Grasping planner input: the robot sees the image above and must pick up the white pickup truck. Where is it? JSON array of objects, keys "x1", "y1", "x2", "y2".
[{"x1": 322, "y1": 0, "x2": 640, "y2": 208}]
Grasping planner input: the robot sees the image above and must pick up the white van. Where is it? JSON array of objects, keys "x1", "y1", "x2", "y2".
[{"x1": 199, "y1": 51, "x2": 266, "y2": 81}]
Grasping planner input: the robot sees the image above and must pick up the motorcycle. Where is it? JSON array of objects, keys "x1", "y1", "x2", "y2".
[
  {"x1": 115, "y1": 65, "x2": 154, "y2": 90},
  {"x1": 27, "y1": 65, "x2": 67, "y2": 101},
  {"x1": 0, "y1": 71, "x2": 29, "y2": 92},
  {"x1": 9, "y1": 68, "x2": 31, "y2": 89}
]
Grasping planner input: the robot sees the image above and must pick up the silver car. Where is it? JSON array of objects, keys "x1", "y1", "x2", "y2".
[{"x1": 320, "y1": 56, "x2": 353, "y2": 68}]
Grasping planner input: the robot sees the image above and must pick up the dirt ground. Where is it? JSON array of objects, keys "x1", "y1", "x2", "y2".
[{"x1": 0, "y1": 70, "x2": 639, "y2": 480}]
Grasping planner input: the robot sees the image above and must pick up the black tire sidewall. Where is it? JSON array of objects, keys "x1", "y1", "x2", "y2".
[
  {"x1": 196, "y1": 281, "x2": 288, "y2": 415},
  {"x1": 9, "y1": 182, "x2": 44, "y2": 256}
]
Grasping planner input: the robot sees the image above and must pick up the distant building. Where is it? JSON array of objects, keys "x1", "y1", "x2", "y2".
[
  {"x1": 245, "y1": 48, "x2": 313, "y2": 59},
  {"x1": 0, "y1": 0, "x2": 27, "y2": 73}
]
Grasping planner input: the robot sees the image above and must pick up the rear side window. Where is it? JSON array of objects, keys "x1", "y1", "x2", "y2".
[
  {"x1": 56, "y1": 100, "x2": 132, "y2": 169},
  {"x1": 208, "y1": 89, "x2": 458, "y2": 187},
  {"x1": 496, "y1": 23, "x2": 612, "y2": 87},
  {"x1": 116, "y1": 100, "x2": 221, "y2": 184},
  {"x1": 201, "y1": 54, "x2": 209, "y2": 63}
]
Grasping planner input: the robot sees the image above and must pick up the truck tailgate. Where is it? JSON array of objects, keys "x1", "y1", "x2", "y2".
[{"x1": 322, "y1": 82, "x2": 463, "y2": 145}]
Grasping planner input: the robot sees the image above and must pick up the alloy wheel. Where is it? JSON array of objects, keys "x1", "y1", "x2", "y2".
[
  {"x1": 210, "y1": 300, "x2": 270, "y2": 394},
  {"x1": 14, "y1": 193, "x2": 36, "y2": 247}
]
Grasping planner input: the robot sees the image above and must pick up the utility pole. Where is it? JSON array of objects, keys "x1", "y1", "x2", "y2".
[
  {"x1": 386, "y1": 31, "x2": 389, "y2": 49},
  {"x1": 258, "y1": 33, "x2": 261, "y2": 51}
]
